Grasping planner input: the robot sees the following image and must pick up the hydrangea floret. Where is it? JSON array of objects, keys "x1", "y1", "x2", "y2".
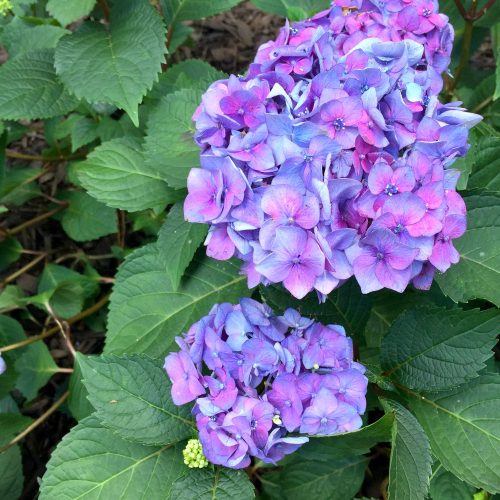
[
  {"x1": 184, "y1": 0, "x2": 481, "y2": 300},
  {"x1": 0, "y1": 354, "x2": 6, "y2": 375},
  {"x1": 164, "y1": 299, "x2": 368, "y2": 469}
]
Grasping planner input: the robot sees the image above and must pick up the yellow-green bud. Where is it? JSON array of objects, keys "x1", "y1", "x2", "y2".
[
  {"x1": 0, "y1": 0, "x2": 12, "y2": 15},
  {"x1": 313, "y1": 363, "x2": 320, "y2": 370},
  {"x1": 183, "y1": 439, "x2": 209, "y2": 469},
  {"x1": 272, "y1": 415, "x2": 283, "y2": 426},
  {"x1": 473, "y1": 491, "x2": 489, "y2": 500}
]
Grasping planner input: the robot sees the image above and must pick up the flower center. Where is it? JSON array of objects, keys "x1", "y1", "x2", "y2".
[
  {"x1": 376, "y1": 252, "x2": 384, "y2": 261},
  {"x1": 393, "y1": 223, "x2": 404, "y2": 234},
  {"x1": 384, "y1": 183, "x2": 398, "y2": 196},
  {"x1": 422, "y1": 8, "x2": 431, "y2": 17},
  {"x1": 333, "y1": 118, "x2": 345, "y2": 131},
  {"x1": 360, "y1": 84, "x2": 369, "y2": 93}
]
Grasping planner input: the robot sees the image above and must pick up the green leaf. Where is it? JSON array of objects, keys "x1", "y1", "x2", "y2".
[
  {"x1": 105, "y1": 244, "x2": 251, "y2": 356},
  {"x1": 363, "y1": 286, "x2": 452, "y2": 348},
  {"x1": 70, "y1": 116, "x2": 99, "y2": 152},
  {"x1": 158, "y1": 203, "x2": 208, "y2": 289},
  {"x1": 250, "y1": 0, "x2": 329, "y2": 17},
  {"x1": 68, "y1": 353, "x2": 94, "y2": 421},
  {"x1": 261, "y1": 280, "x2": 372, "y2": 341},
  {"x1": 76, "y1": 137, "x2": 179, "y2": 212},
  {"x1": 0, "y1": 236, "x2": 22, "y2": 272},
  {"x1": 0, "y1": 413, "x2": 33, "y2": 444},
  {"x1": 467, "y1": 137, "x2": 500, "y2": 191},
  {"x1": 495, "y1": 46, "x2": 500, "y2": 100},
  {"x1": 161, "y1": 0, "x2": 243, "y2": 24},
  {"x1": 384, "y1": 400, "x2": 432, "y2": 500},
  {"x1": 144, "y1": 88, "x2": 200, "y2": 189},
  {"x1": 1, "y1": 17, "x2": 69, "y2": 58},
  {"x1": 381, "y1": 308, "x2": 499, "y2": 391},
  {"x1": 410, "y1": 375, "x2": 500, "y2": 493},
  {"x1": 15, "y1": 341, "x2": 59, "y2": 400},
  {"x1": 39, "y1": 415, "x2": 186, "y2": 500},
  {"x1": 170, "y1": 467, "x2": 255, "y2": 500},
  {"x1": 47, "y1": 0, "x2": 96, "y2": 25},
  {"x1": 269, "y1": 454, "x2": 367, "y2": 500},
  {"x1": 0, "y1": 49, "x2": 78, "y2": 120},
  {"x1": 429, "y1": 464, "x2": 476, "y2": 500},
  {"x1": 436, "y1": 193, "x2": 500, "y2": 306},
  {"x1": 0, "y1": 167, "x2": 41, "y2": 206},
  {"x1": 0, "y1": 446, "x2": 23, "y2": 499},
  {"x1": 80, "y1": 354, "x2": 194, "y2": 446},
  {"x1": 59, "y1": 190, "x2": 117, "y2": 241},
  {"x1": 299, "y1": 412, "x2": 394, "y2": 461},
  {"x1": 55, "y1": 0, "x2": 166, "y2": 126},
  {"x1": 149, "y1": 59, "x2": 226, "y2": 100}
]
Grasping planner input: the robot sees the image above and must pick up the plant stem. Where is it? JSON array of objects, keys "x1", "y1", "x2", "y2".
[
  {"x1": 472, "y1": 95, "x2": 494, "y2": 113},
  {"x1": 450, "y1": 17, "x2": 474, "y2": 91},
  {"x1": 5, "y1": 204, "x2": 68, "y2": 237},
  {"x1": 0, "y1": 293, "x2": 110, "y2": 353},
  {"x1": 6, "y1": 150, "x2": 85, "y2": 162},
  {"x1": 0, "y1": 391, "x2": 69, "y2": 454},
  {"x1": 98, "y1": 0, "x2": 110, "y2": 22},
  {"x1": 0, "y1": 253, "x2": 47, "y2": 287}
]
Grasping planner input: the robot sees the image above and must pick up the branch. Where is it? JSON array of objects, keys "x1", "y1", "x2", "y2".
[
  {"x1": 0, "y1": 293, "x2": 110, "y2": 354},
  {"x1": 0, "y1": 391, "x2": 69, "y2": 454}
]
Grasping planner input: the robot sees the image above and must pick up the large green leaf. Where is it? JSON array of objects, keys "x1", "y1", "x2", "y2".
[
  {"x1": 363, "y1": 287, "x2": 453, "y2": 348},
  {"x1": 261, "y1": 280, "x2": 372, "y2": 341},
  {"x1": 149, "y1": 59, "x2": 226, "y2": 100},
  {"x1": 381, "y1": 308, "x2": 499, "y2": 391},
  {"x1": 105, "y1": 244, "x2": 251, "y2": 356},
  {"x1": 54, "y1": 0, "x2": 166, "y2": 126},
  {"x1": 298, "y1": 412, "x2": 394, "y2": 461},
  {"x1": 410, "y1": 375, "x2": 500, "y2": 493},
  {"x1": 76, "y1": 137, "x2": 179, "y2": 212},
  {"x1": 170, "y1": 467, "x2": 255, "y2": 500},
  {"x1": 47, "y1": 0, "x2": 96, "y2": 25},
  {"x1": 429, "y1": 464, "x2": 476, "y2": 500},
  {"x1": 267, "y1": 454, "x2": 367, "y2": 500},
  {"x1": 250, "y1": 0, "x2": 329, "y2": 17},
  {"x1": 144, "y1": 88, "x2": 200, "y2": 189},
  {"x1": 157, "y1": 203, "x2": 208, "y2": 289},
  {"x1": 58, "y1": 190, "x2": 117, "y2": 241},
  {"x1": 68, "y1": 353, "x2": 94, "y2": 421},
  {"x1": 161, "y1": 0, "x2": 243, "y2": 24},
  {"x1": 80, "y1": 354, "x2": 194, "y2": 446},
  {"x1": 436, "y1": 193, "x2": 500, "y2": 307},
  {"x1": 1, "y1": 18, "x2": 69, "y2": 58},
  {"x1": 467, "y1": 137, "x2": 500, "y2": 191},
  {"x1": 39, "y1": 416, "x2": 186, "y2": 500},
  {"x1": 0, "y1": 49, "x2": 78, "y2": 120},
  {"x1": 385, "y1": 400, "x2": 432, "y2": 500},
  {"x1": 0, "y1": 446, "x2": 23, "y2": 499}
]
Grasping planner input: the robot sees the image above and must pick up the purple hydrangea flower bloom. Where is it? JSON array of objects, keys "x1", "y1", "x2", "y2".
[
  {"x1": 0, "y1": 354, "x2": 6, "y2": 375},
  {"x1": 165, "y1": 300, "x2": 367, "y2": 468},
  {"x1": 182, "y1": 1, "x2": 478, "y2": 297},
  {"x1": 347, "y1": 228, "x2": 418, "y2": 293},
  {"x1": 164, "y1": 351, "x2": 205, "y2": 405}
]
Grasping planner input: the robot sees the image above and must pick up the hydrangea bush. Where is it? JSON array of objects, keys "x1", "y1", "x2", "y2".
[{"x1": 0, "y1": 0, "x2": 499, "y2": 499}]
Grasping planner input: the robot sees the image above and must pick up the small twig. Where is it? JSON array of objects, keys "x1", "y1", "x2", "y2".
[
  {"x1": 98, "y1": 0, "x2": 110, "y2": 22},
  {"x1": 472, "y1": 95, "x2": 494, "y2": 113},
  {"x1": 6, "y1": 150, "x2": 85, "y2": 162},
  {"x1": 449, "y1": 16, "x2": 474, "y2": 92},
  {"x1": 453, "y1": 0, "x2": 468, "y2": 19},
  {"x1": 45, "y1": 302, "x2": 76, "y2": 358},
  {"x1": 0, "y1": 294, "x2": 110, "y2": 353},
  {"x1": 0, "y1": 391, "x2": 69, "y2": 454},
  {"x1": 0, "y1": 253, "x2": 47, "y2": 287},
  {"x1": 4, "y1": 204, "x2": 68, "y2": 237},
  {"x1": 117, "y1": 209, "x2": 126, "y2": 248},
  {"x1": 470, "y1": 0, "x2": 496, "y2": 20},
  {"x1": 56, "y1": 367, "x2": 74, "y2": 374}
]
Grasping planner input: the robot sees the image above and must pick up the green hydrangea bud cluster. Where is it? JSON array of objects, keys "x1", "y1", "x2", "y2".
[
  {"x1": 183, "y1": 439, "x2": 209, "y2": 469},
  {"x1": 0, "y1": 0, "x2": 12, "y2": 16}
]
